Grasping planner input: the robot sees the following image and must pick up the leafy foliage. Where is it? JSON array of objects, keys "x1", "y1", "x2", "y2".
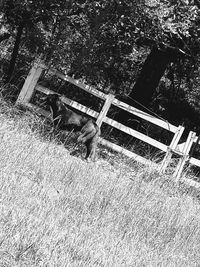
[{"x1": 0, "y1": 0, "x2": 200, "y2": 130}]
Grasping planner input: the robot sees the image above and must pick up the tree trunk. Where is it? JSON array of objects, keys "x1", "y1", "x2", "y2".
[
  {"x1": 116, "y1": 45, "x2": 185, "y2": 128},
  {"x1": 5, "y1": 22, "x2": 25, "y2": 83},
  {"x1": 128, "y1": 47, "x2": 171, "y2": 108}
]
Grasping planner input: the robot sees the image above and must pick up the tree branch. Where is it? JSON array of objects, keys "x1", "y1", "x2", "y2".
[{"x1": 136, "y1": 37, "x2": 186, "y2": 59}]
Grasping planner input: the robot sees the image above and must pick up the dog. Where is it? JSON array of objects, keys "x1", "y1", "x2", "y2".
[{"x1": 45, "y1": 93, "x2": 100, "y2": 161}]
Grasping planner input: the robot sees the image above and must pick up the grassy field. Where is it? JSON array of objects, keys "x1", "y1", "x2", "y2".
[{"x1": 0, "y1": 97, "x2": 200, "y2": 267}]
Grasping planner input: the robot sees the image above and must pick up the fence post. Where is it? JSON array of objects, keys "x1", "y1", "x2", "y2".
[
  {"x1": 159, "y1": 125, "x2": 185, "y2": 173},
  {"x1": 16, "y1": 59, "x2": 45, "y2": 105},
  {"x1": 173, "y1": 131, "x2": 196, "y2": 181},
  {"x1": 96, "y1": 94, "x2": 115, "y2": 128}
]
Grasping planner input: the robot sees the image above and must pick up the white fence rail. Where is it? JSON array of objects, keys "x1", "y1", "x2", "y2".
[{"x1": 16, "y1": 59, "x2": 200, "y2": 184}]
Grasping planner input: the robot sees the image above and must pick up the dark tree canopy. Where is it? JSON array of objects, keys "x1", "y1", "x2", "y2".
[{"x1": 0, "y1": 0, "x2": 200, "y2": 131}]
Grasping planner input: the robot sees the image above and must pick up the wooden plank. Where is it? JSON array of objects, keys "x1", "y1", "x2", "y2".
[
  {"x1": 170, "y1": 126, "x2": 185, "y2": 149},
  {"x1": 99, "y1": 138, "x2": 158, "y2": 167},
  {"x1": 96, "y1": 94, "x2": 115, "y2": 127},
  {"x1": 159, "y1": 125, "x2": 185, "y2": 173},
  {"x1": 182, "y1": 177, "x2": 200, "y2": 189},
  {"x1": 103, "y1": 117, "x2": 168, "y2": 152},
  {"x1": 189, "y1": 157, "x2": 200, "y2": 167},
  {"x1": 173, "y1": 131, "x2": 197, "y2": 181},
  {"x1": 112, "y1": 98, "x2": 178, "y2": 133},
  {"x1": 175, "y1": 142, "x2": 185, "y2": 154},
  {"x1": 16, "y1": 61, "x2": 43, "y2": 104},
  {"x1": 35, "y1": 84, "x2": 52, "y2": 95},
  {"x1": 48, "y1": 68, "x2": 107, "y2": 100},
  {"x1": 181, "y1": 131, "x2": 196, "y2": 155},
  {"x1": 193, "y1": 135, "x2": 200, "y2": 144},
  {"x1": 189, "y1": 134, "x2": 200, "y2": 158},
  {"x1": 35, "y1": 85, "x2": 99, "y2": 119},
  {"x1": 60, "y1": 96, "x2": 99, "y2": 119}
]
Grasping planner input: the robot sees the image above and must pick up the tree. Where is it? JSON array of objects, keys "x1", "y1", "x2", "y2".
[
  {"x1": 2, "y1": 0, "x2": 67, "y2": 83},
  {"x1": 46, "y1": 0, "x2": 146, "y2": 93},
  {"x1": 116, "y1": 0, "x2": 200, "y2": 131},
  {"x1": 128, "y1": 39, "x2": 186, "y2": 108},
  {"x1": 127, "y1": 0, "x2": 199, "y2": 107},
  {"x1": 1, "y1": 0, "x2": 200, "y2": 132}
]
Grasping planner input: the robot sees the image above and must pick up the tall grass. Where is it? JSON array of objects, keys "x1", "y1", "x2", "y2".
[{"x1": 0, "y1": 97, "x2": 200, "y2": 266}]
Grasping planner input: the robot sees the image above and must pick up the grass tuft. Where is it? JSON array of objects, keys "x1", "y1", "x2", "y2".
[{"x1": 0, "y1": 97, "x2": 200, "y2": 266}]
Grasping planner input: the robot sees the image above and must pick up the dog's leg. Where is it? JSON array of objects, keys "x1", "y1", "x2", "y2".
[
  {"x1": 87, "y1": 125, "x2": 100, "y2": 161},
  {"x1": 78, "y1": 127, "x2": 96, "y2": 143},
  {"x1": 85, "y1": 139, "x2": 93, "y2": 161},
  {"x1": 85, "y1": 135, "x2": 98, "y2": 161}
]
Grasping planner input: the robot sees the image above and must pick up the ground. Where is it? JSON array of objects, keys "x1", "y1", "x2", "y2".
[{"x1": 0, "y1": 97, "x2": 200, "y2": 267}]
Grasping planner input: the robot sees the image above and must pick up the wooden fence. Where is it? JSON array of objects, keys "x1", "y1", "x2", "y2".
[{"x1": 16, "y1": 59, "x2": 200, "y2": 185}]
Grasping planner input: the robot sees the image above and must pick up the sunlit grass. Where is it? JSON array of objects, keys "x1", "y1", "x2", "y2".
[{"x1": 0, "y1": 97, "x2": 200, "y2": 266}]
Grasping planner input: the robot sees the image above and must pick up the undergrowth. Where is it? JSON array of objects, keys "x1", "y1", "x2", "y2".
[{"x1": 0, "y1": 96, "x2": 200, "y2": 267}]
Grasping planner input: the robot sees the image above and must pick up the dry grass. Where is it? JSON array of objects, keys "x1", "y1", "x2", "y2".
[{"x1": 0, "y1": 97, "x2": 200, "y2": 267}]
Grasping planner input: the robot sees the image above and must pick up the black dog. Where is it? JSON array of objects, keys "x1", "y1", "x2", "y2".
[{"x1": 45, "y1": 94, "x2": 100, "y2": 161}]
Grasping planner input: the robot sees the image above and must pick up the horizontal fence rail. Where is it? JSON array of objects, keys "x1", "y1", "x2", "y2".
[
  {"x1": 16, "y1": 59, "x2": 200, "y2": 185},
  {"x1": 48, "y1": 68, "x2": 107, "y2": 100},
  {"x1": 36, "y1": 85, "x2": 99, "y2": 118},
  {"x1": 35, "y1": 84, "x2": 168, "y2": 152},
  {"x1": 112, "y1": 98, "x2": 178, "y2": 133},
  {"x1": 46, "y1": 68, "x2": 179, "y2": 133}
]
